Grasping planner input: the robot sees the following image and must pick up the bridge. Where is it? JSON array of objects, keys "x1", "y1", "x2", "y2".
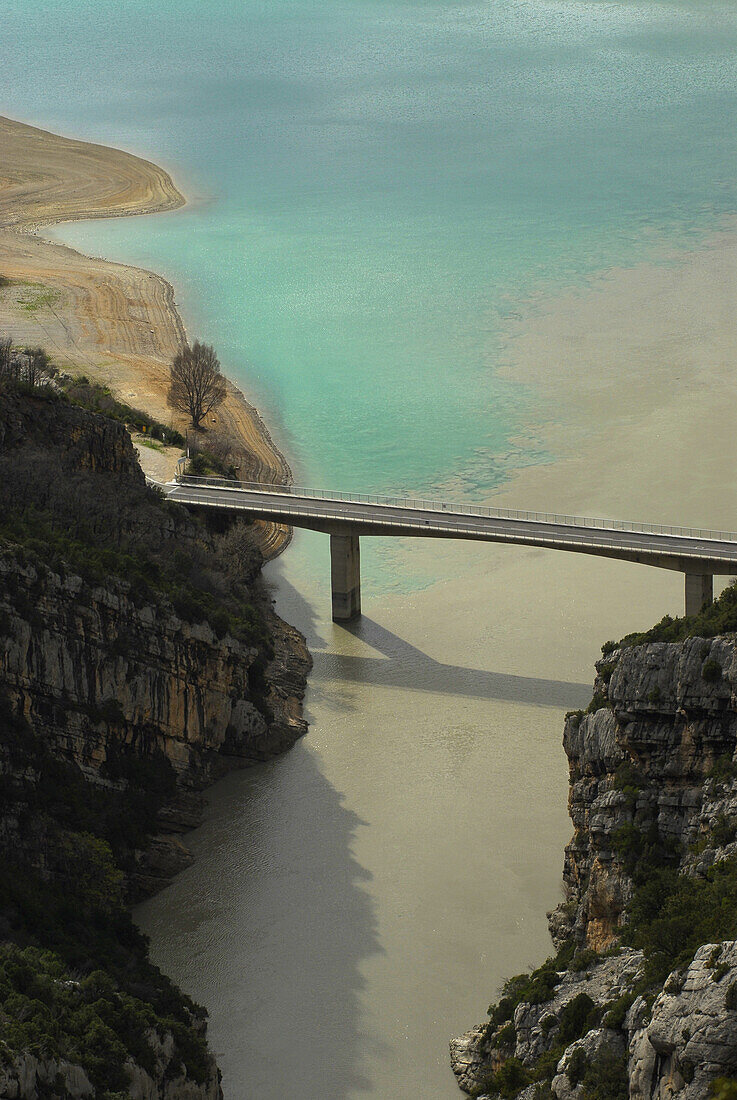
[{"x1": 158, "y1": 475, "x2": 737, "y2": 622}]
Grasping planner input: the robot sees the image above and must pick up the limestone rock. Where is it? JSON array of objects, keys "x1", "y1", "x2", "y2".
[
  {"x1": 630, "y1": 942, "x2": 737, "y2": 1098},
  {"x1": 449, "y1": 1025, "x2": 490, "y2": 1095},
  {"x1": 511, "y1": 950, "x2": 643, "y2": 1066},
  {"x1": 0, "y1": 1053, "x2": 94, "y2": 1099},
  {"x1": 452, "y1": 632, "x2": 737, "y2": 1098},
  {"x1": 551, "y1": 1028, "x2": 625, "y2": 1099}
]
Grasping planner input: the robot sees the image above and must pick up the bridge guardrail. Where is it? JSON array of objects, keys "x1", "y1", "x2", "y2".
[{"x1": 173, "y1": 474, "x2": 737, "y2": 544}]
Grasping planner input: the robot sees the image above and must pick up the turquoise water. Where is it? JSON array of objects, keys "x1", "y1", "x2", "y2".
[
  {"x1": 5, "y1": 0, "x2": 737, "y2": 497},
  {"x1": 4, "y1": 6, "x2": 737, "y2": 1097}
]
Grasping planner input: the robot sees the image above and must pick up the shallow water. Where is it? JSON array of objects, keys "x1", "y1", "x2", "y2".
[{"x1": 3, "y1": 1, "x2": 737, "y2": 1095}]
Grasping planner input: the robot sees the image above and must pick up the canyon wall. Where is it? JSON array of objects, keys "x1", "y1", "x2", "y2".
[
  {"x1": 0, "y1": 389, "x2": 310, "y2": 1099},
  {"x1": 452, "y1": 627, "x2": 737, "y2": 1100}
]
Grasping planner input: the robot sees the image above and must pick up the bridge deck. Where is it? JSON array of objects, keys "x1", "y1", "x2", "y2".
[{"x1": 160, "y1": 476, "x2": 737, "y2": 573}]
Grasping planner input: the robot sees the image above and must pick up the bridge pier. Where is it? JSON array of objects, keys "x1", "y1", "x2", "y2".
[
  {"x1": 685, "y1": 573, "x2": 713, "y2": 617},
  {"x1": 330, "y1": 533, "x2": 361, "y2": 621}
]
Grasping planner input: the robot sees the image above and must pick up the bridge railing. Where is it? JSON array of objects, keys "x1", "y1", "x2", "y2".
[{"x1": 172, "y1": 475, "x2": 737, "y2": 543}]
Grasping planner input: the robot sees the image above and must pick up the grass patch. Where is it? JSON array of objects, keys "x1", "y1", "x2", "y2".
[
  {"x1": 18, "y1": 285, "x2": 60, "y2": 313},
  {"x1": 135, "y1": 436, "x2": 167, "y2": 454}
]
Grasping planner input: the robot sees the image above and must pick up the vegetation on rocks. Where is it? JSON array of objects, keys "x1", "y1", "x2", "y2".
[
  {"x1": 60, "y1": 374, "x2": 185, "y2": 447},
  {"x1": 455, "y1": 606, "x2": 737, "y2": 1100},
  {"x1": 602, "y1": 577, "x2": 737, "y2": 652},
  {"x1": 0, "y1": 379, "x2": 308, "y2": 1095}
]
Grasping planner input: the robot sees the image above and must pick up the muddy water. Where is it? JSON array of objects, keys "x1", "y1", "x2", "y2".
[{"x1": 136, "y1": 530, "x2": 687, "y2": 1098}]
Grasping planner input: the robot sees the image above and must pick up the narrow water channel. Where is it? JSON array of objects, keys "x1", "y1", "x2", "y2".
[{"x1": 136, "y1": 531, "x2": 682, "y2": 1097}]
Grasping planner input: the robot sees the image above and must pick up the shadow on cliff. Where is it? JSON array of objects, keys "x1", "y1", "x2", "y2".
[
  {"x1": 135, "y1": 744, "x2": 382, "y2": 1099},
  {"x1": 315, "y1": 617, "x2": 592, "y2": 710}
]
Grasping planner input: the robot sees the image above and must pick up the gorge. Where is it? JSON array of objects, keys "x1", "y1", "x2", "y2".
[{"x1": 2, "y1": 1, "x2": 737, "y2": 1092}]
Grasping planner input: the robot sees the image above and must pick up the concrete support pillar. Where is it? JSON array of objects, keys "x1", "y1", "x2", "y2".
[
  {"x1": 330, "y1": 533, "x2": 361, "y2": 621},
  {"x1": 685, "y1": 573, "x2": 713, "y2": 617}
]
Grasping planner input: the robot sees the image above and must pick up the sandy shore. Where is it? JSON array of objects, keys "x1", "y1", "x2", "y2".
[{"x1": 0, "y1": 116, "x2": 290, "y2": 558}]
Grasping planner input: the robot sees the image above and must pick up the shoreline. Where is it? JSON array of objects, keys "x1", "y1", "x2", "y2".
[{"x1": 0, "y1": 114, "x2": 291, "y2": 558}]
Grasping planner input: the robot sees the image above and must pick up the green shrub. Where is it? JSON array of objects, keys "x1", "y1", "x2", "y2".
[
  {"x1": 709, "y1": 756, "x2": 737, "y2": 784},
  {"x1": 587, "y1": 691, "x2": 610, "y2": 714},
  {"x1": 624, "y1": 855, "x2": 737, "y2": 987},
  {"x1": 603, "y1": 991, "x2": 636, "y2": 1030},
  {"x1": 579, "y1": 1049, "x2": 629, "y2": 1099},
  {"x1": 712, "y1": 1077, "x2": 737, "y2": 1099},
  {"x1": 186, "y1": 449, "x2": 236, "y2": 479},
  {"x1": 613, "y1": 763, "x2": 645, "y2": 792},
  {"x1": 617, "y1": 579, "x2": 737, "y2": 649},
  {"x1": 611, "y1": 823, "x2": 645, "y2": 869},
  {"x1": 480, "y1": 1056, "x2": 531, "y2": 1098},
  {"x1": 486, "y1": 948, "x2": 573, "y2": 1035},
  {"x1": 711, "y1": 813, "x2": 737, "y2": 848},
  {"x1": 496, "y1": 1022, "x2": 516, "y2": 1049},
  {"x1": 567, "y1": 1045, "x2": 588, "y2": 1087},
  {"x1": 703, "y1": 658, "x2": 723, "y2": 683},
  {"x1": 0, "y1": 944, "x2": 182, "y2": 1091},
  {"x1": 558, "y1": 993, "x2": 597, "y2": 1045}
]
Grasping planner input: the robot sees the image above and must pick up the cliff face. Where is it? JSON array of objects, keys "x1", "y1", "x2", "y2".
[
  {"x1": 557, "y1": 636, "x2": 737, "y2": 955},
  {"x1": 0, "y1": 543, "x2": 309, "y2": 894},
  {"x1": 0, "y1": 389, "x2": 310, "y2": 1098},
  {"x1": 0, "y1": 389, "x2": 310, "y2": 893},
  {"x1": 452, "y1": 631, "x2": 737, "y2": 1100}
]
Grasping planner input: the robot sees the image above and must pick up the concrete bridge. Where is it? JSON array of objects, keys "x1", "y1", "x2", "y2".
[{"x1": 158, "y1": 475, "x2": 737, "y2": 622}]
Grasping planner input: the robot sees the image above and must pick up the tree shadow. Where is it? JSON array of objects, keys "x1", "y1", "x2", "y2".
[{"x1": 136, "y1": 745, "x2": 383, "y2": 1098}]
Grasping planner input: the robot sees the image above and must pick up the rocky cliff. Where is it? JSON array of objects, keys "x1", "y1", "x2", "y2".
[
  {"x1": 0, "y1": 388, "x2": 310, "y2": 1098},
  {"x1": 452, "y1": 605, "x2": 737, "y2": 1100}
]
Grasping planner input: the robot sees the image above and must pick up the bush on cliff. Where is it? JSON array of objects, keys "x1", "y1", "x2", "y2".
[
  {"x1": 61, "y1": 375, "x2": 185, "y2": 446},
  {"x1": 623, "y1": 855, "x2": 737, "y2": 987},
  {"x1": 617, "y1": 578, "x2": 737, "y2": 648},
  {"x1": 0, "y1": 387, "x2": 284, "y2": 1093},
  {"x1": 0, "y1": 941, "x2": 210, "y2": 1096}
]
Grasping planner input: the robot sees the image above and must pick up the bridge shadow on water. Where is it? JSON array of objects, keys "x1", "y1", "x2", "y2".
[
  {"x1": 267, "y1": 573, "x2": 590, "y2": 711},
  {"x1": 137, "y1": 745, "x2": 383, "y2": 1099},
  {"x1": 316, "y1": 617, "x2": 591, "y2": 711}
]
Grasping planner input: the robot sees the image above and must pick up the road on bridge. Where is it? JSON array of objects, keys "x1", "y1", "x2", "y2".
[{"x1": 158, "y1": 476, "x2": 737, "y2": 620}]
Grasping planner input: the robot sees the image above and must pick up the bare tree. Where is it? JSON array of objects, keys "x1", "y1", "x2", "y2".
[
  {"x1": 0, "y1": 335, "x2": 14, "y2": 383},
  {"x1": 23, "y1": 346, "x2": 50, "y2": 388},
  {"x1": 167, "y1": 341, "x2": 227, "y2": 430}
]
